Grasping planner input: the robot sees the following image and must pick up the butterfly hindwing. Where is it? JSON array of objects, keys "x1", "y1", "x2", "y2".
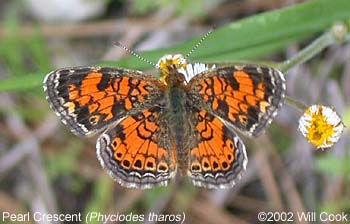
[
  {"x1": 96, "y1": 107, "x2": 177, "y2": 189},
  {"x1": 187, "y1": 108, "x2": 248, "y2": 188}
]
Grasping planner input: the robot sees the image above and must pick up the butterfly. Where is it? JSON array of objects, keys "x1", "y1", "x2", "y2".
[{"x1": 43, "y1": 53, "x2": 285, "y2": 189}]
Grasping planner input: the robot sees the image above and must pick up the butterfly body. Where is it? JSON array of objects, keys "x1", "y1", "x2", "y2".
[{"x1": 165, "y1": 69, "x2": 193, "y2": 175}]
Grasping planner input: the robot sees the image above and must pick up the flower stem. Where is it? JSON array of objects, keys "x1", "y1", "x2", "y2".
[{"x1": 285, "y1": 96, "x2": 307, "y2": 112}]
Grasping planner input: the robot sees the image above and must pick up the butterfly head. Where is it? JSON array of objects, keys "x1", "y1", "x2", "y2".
[{"x1": 157, "y1": 54, "x2": 187, "y2": 85}]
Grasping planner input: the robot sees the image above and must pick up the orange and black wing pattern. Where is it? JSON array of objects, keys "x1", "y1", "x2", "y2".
[
  {"x1": 96, "y1": 107, "x2": 177, "y2": 188},
  {"x1": 188, "y1": 109, "x2": 247, "y2": 188},
  {"x1": 187, "y1": 65, "x2": 285, "y2": 137},
  {"x1": 43, "y1": 67, "x2": 164, "y2": 136}
]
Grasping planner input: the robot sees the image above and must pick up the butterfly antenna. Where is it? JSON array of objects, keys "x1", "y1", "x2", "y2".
[
  {"x1": 114, "y1": 42, "x2": 158, "y2": 68},
  {"x1": 185, "y1": 27, "x2": 215, "y2": 58}
]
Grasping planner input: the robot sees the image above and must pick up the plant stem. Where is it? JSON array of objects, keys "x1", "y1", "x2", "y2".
[
  {"x1": 278, "y1": 22, "x2": 349, "y2": 73},
  {"x1": 285, "y1": 96, "x2": 307, "y2": 112},
  {"x1": 279, "y1": 22, "x2": 350, "y2": 112}
]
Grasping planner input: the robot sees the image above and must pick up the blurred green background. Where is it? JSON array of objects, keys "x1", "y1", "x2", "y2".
[{"x1": 0, "y1": 0, "x2": 349, "y2": 223}]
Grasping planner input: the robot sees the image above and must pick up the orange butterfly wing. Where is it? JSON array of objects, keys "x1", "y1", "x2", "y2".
[
  {"x1": 97, "y1": 108, "x2": 177, "y2": 188},
  {"x1": 43, "y1": 67, "x2": 164, "y2": 136}
]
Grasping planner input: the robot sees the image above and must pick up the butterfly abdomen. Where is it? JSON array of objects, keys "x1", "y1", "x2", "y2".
[{"x1": 167, "y1": 85, "x2": 190, "y2": 175}]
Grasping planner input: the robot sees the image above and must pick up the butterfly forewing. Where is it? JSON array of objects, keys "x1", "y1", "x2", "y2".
[
  {"x1": 186, "y1": 64, "x2": 286, "y2": 137},
  {"x1": 43, "y1": 67, "x2": 165, "y2": 136}
]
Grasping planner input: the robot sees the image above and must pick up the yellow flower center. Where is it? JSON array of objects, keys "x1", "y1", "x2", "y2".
[
  {"x1": 305, "y1": 107, "x2": 335, "y2": 147},
  {"x1": 157, "y1": 54, "x2": 187, "y2": 85}
]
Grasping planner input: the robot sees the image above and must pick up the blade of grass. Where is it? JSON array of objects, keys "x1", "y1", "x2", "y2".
[
  {"x1": 314, "y1": 155, "x2": 350, "y2": 179},
  {"x1": 1, "y1": 0, "x2": 350, "y2": 92},
  {"x1": 24, "y1": 31, "x2": 53, "y2": 72},
  {"x1": 113, "y1": 0, "x2": 350, "y2": 65},
  {"x1": 82, "y1": 175, "x2": 113, "y2": 224},
  {"x1": 0, "y1": 73, "x2": 45, "y2": 92},
  {"x1": 0, "y1": 10, "x2": 26, "y2": 77}
]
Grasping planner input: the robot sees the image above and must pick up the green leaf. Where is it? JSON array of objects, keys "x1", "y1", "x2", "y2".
[
  {"x1": 24, "y1": 31, "x2": 53, "y2": 72},
  {"x1": 1, "y1": 0, "x2": 350, "y2": 92},
  {"x1": 342, "y1": 106, "x2": 350, "y2": 127},
  {"x1": 0, "y1": 73, "x2": 45, "y2": 92},
  {"x1": 320, "y1": 199, "x2": 350, "y2": 214},
  {"x1": 45, "y1": 140, "x2": 83, "y2": 179},
  {"x1": 314, "y1": 155, "x2": 350, "y2": 178},
  {"x1": 83, "y1": 175, "x2": 113, "y2": 224}
]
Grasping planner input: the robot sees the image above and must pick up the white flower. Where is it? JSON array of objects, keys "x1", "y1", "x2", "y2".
[
  {"x1": 298, "y1": 105, "x2": 344, "y2": 149},
  {"x1": 156, "y1": 54, "x2": 216, "y2": 85},
  {"x1": 178, "y1": 63, "x2": 216, "y2": 83}
]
